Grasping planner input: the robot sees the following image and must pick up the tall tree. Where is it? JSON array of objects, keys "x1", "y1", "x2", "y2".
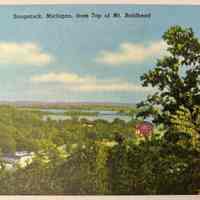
[{"x1": 138, "y1": 26, "x2": 200, "y2": 126}]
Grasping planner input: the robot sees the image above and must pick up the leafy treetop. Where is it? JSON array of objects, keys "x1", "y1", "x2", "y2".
[{"x1": 138, "y1": 26, "x2": 200, "y2": 125}]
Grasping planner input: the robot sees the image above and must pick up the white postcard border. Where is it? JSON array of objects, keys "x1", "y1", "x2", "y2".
[{"x1": 0, "y1": 1, "x2": 199, "y2": 200}]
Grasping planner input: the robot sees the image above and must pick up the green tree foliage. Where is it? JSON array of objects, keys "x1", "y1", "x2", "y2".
[
  {"x1": 137, "y1": 25, "x2": 200, "y2": 194},
  {"x1": 138, "y1": 26, "x2": 200, "y2": 125},
  {"x1": 107, "y1": 137, "x2": 198, "y2": 194},
  {"x1": 0, "y1": 123, "x2": 16, "y2": 153},
  {"x1": 170, "y1": 105, "x2": 200, "y2": 149},
  {"x1": 168, "y1": 106, "x2": 200, "y2": 193}
]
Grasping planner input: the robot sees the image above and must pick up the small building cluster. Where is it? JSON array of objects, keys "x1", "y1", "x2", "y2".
[
  {"x1": 1, "y1": 151, "x2": 34, "y2": 170},
  {"x1": 135, "y1": 121, "x2": 153, "y2": 137}
]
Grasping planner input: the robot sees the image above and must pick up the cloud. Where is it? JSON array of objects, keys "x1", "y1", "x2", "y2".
[
  {"x1": 0, "y1": 42, "x2": 54, "y2": 66},
  {"x1": 95, "y1": 40, "x2": 167, "y2": 65},
  {"x1": 75, "y1": 82, "x2": 153, "y2": 92},
  {"x1": 31, "y1": 72, "x2": 96, "y2": 84},
  {"x1": 31, "y1": 72, "x2": 154, "y2": 92}
]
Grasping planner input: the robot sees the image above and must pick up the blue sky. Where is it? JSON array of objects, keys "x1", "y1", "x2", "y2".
[{"x1": 0, "y1": 5, "x2": 200, "y2": 103}]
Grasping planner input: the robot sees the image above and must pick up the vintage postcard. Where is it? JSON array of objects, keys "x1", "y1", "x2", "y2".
[{"x1": 0, "y1": 1, "x2": 199, "y2": 198}]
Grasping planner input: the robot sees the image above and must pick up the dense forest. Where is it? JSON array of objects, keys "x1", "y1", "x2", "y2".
[{"x1": 0, "y1": 26, "x2": 199, "y2": 195}]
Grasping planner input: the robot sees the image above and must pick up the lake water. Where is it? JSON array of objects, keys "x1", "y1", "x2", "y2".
[{"x1": 41, "y1": 109, "x2": 132, "y2": 122}]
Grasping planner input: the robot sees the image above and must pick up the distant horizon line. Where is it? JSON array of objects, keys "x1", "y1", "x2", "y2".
[{"x1": 0, "y1": 100, "x2": 137, "y2": 105}]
